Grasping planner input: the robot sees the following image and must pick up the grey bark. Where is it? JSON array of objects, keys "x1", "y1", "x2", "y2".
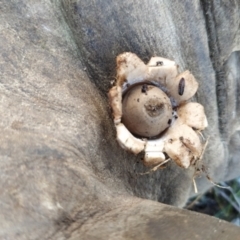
[{"x1": 0, "y1": 0, "x2": 240, "y2": 239}]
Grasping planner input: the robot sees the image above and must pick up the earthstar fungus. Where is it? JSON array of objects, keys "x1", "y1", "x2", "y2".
[{"x1": 108, "y1": 52, "x2": 208, "y2": 169}]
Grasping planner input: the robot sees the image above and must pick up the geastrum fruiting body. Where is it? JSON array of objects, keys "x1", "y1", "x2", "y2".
[{"x1": 108, "y1": 52, "x2": 208, "y2": 169}]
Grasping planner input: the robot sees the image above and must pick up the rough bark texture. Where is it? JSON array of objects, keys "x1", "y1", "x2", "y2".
[{"x1": 0, "y1": 0, "x2": 240, "y2": 239}]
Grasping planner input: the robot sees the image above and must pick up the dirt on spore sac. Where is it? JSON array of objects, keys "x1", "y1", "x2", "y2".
[{"x1": 144, "y1": 98, "x2": 164, "y2": 117}]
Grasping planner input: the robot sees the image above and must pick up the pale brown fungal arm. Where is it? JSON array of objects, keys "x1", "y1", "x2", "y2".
[
  {"x1": 116, "y1": 52, "x2": 149, "y2": 89},
  {"x1": 163, "y1": 120, "x2": 203, "y2": 168},
  {"x1": 166, "y1": 70, "x2": 199, "y2": 105},
  {"x1": 116, "y1": 123, "x2": 146, "y2": 154},
  {"x1": 108, "y1": 86, "x2": 122, "y2": 124},
  {"x1": 177, "y1": 102, "x2": 208, "y2": 130}
]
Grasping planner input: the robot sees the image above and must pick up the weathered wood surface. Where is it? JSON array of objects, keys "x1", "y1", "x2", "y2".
[{"x1": 0, "y1": 0, "x2": 240, "y2": 239}]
